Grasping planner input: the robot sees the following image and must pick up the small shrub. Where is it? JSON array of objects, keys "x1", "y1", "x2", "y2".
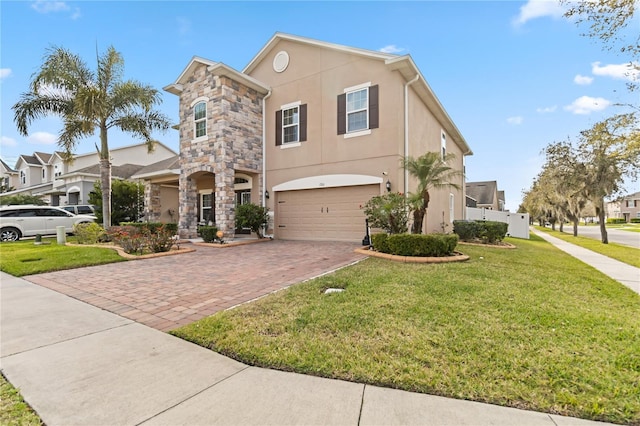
[
  {"x1": 363, "y1": 193, "x2": 408, "y2": 234},
  {"x1": 120, "y1": 222, "x2": 178, "y2": 234},
  {"x1": 73, "y1": 222, "x2": 106, "y2": 244},
  {"x1": 144, "y1": 225, "x2": 177, "y2": 253},
  {"x1": 630, "y1": 218, "x2": 640, "y2": 223},
  {"x1": 375, "y1": 233, "x2": 458, "y2": 257},
  {"x1": 235, "y1": 203, "x2": 269, "y2": 238},
  {"x1": 607, "y1": 218, "x2": 626, "y2": 224},
  {"x1": 199, "y1": 226, "x2": 218, "y2": 243},
  {"x1": 453, "y1": 220, "x2": 480, "y2": 241},
  {"x1": 453, "y1": 220, "x2": 508, "y2": 244},
  {"x1": 108, "y1": 226, "x2": 145, "y2": 255},
  {"x1": 371, "y1": 233, "x2": 389, "y2": 253}
]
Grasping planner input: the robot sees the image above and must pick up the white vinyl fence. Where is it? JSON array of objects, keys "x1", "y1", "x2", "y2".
[{"x1": 465, "y1": 208, "x2": 530, "y2": 239}]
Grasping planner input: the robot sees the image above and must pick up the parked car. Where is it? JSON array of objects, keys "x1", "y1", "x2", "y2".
[
  {"x1": 0, "y1": 205, "x2": 97, "y2": 241},
  {"x1": 60, "y1": 204, "x2": 96, "y2": 215}
]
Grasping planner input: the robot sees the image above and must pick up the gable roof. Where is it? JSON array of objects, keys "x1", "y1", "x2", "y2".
[
  {"x1": 243, "y1": 32, "x2": 472, "y2": 156},
  {"x1": 164, "y1": 57, "x2": 271, "y2": 96},
  {"x1": 65, "y1": 163, "x2": 146, "y2": 180},
  {"x1": 466, "y1": 181, "x2": 498, "y2": 206},
  {"x1": 18, "y1": 155, "x2": 42, "y2": 166},
  {"x1": 1, "y1": 159, "x2": 16, "y2": 173},
  {"x1": 34, "y1": 152, "x2": 53, "y2": 164},
  {"x1": 131, "y1": 155, "x2": 180, "y2": 179}
]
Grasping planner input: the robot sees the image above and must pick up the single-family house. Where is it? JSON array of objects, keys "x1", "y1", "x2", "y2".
[
  {"x1": 607, "y1": 191, "x2": 640, "y2": 222},
  {"x1": 0, "y1": 142, "x2": 177, "y2": 206},
  {"x1": 465, "y1": 181, "x2": 506, "y2": 211},
  {"x1": 0, "y1": 159, "x2": 18, "y2": 192},
  {"x1": 141, "y1": 33, "x2": 473, "y2": 241}
]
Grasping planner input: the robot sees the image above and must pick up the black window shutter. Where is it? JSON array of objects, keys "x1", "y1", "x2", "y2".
[
  {"x1": 299, "y1": 104, "x2": 307, "y2": 142},
  {"x1": 369, "y1": 85, "x2": 379, "y2": 129},
  {"x1": 275, "y1": 110, "x2": 282, "y2": 146},
  {"x1": 337, "y1": 93, "x2": 346, "y2": 135}
]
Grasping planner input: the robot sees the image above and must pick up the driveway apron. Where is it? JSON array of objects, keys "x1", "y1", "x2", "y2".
[{"x1": 24, "y1": 240, "x2": 366, "y2": 331}]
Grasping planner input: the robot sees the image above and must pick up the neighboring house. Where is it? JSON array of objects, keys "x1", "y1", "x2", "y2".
[
  {"x1": 0, "y1": 142, "x2": 177, "y2": 206},
  {"x1": 0, "y1": 159, "x2": 18, "y2": 192},
  {"x1": 607, "y1": 192, "x2": 640, "y2": 222},
  {"x1": 143, "y1": 32, "x2": 473, "y2": 241},
  {"x1": 465, "y1": 181, "x2": 506, "y2": 211}
]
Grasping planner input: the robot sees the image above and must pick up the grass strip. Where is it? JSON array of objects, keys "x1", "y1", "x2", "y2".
[
  {"x1": 0, "y1": 373, "x2": 42, "y2": 426},
  {"x1": 172, "y1": 235, "x2": 640, "y2": 425},
  {"x1": 0, "y1": 238, "x2": 125, "y2": 276},
  {"x1": 534, "y1": 226, "x2": 640, "y2": 268}
]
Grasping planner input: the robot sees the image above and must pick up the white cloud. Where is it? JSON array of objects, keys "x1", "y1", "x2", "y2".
[
  {"x1": 31, "y1": 1, "x2": 69, "y2": 13},
  {"x1": 507, "y1": 116, "x2": 524, "y2": 125},
  {"x1": 70, "y1": 8, "x2": 81, "y2": 20},
  {"x1": 0, "y1": 68, "x2": 12, "y2": 80},
  {"x1": 564, "y1": 96, "x2": 611, "y2": 115},
  {"x1": 574, "y1": 74, "x2": 593, "y2": 85},
  {"x1": 592, "y1": 61, "x2": 640, "y2": 81},
  {"x1": 1, "y1": 136, "x2": 17, "y2": 147},
  {"x1": 512, "y1": 0, "x2": 565, "y2": 27},
  {"x1": 536, "y1": 105, "x2": 557, "y2": 113},
  {"x1": 379, "y1": 45, "x2": 404, "y2": 54},
  {"x1": 177, "y1": 17, "x2": 191, "y2": 36},
  {"x1": 27, "y1": 131, "x2": 57, "y2": 145}
]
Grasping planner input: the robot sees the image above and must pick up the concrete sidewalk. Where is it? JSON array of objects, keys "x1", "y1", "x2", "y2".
[
  {"x1": 531, "y1": 228, "x2": 640, "y2": 295},
  {"x1": 1, "y1": 272, "x2": 612, "y2": 426}
]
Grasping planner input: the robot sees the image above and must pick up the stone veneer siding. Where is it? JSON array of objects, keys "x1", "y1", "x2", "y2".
[
  {"x1": 145, "y1": 183, "x2": 162, "y2": 222},
  {"x1": 178, "y1": 64, "x2": 264, "y2": 238}
]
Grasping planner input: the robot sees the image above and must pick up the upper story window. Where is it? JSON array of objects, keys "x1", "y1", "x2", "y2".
[
  {"x1": 441, "y1": 131, "x2": 447, "y2": 160},
  {"x1": 194, "y1": 102, "x2": 207, "y2": 138},
  {"x1": 337, "y1": 83, "x2": 379, "y2": 137},
  {"x1": 276, "y1": 101, "x2": 307, "y2": 147},
  {"x1": 20, "y1": 170, "x2": 26, "y2": 184}
]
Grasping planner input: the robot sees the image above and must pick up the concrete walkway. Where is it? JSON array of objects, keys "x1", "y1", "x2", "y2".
[
  {"x1": 532, "y1": 228, "x2": 640, "y2": 295},
  {"x1": 2, "y1": 231, "x2": 634, "y2": 425}
]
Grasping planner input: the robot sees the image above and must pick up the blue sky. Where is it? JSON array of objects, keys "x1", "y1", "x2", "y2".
[{"x1": 1, "y1": 0, "x2": 638, "y2": 211}]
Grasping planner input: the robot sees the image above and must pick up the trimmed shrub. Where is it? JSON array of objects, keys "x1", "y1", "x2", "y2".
[
  {"x1": 606, "y1": 218, "x2": 626, "y2": 224},
  {"x1": 363, "y1": 193, "x2": 408, "y2": 234},
  {"x1": 119, "y1": 222, "x2": 178, "y2": 234},
  {"x1": 453, "y1": 220, "x2": 508, "y2": 244},
  {"x1": 453, "y1": 220, "x2": 480, "y2": 241},
  {"x1": 630, "y1": 218, "x2": 640, "y2": 223},
  {"x1": 73, "y1": 222, "x2": 106, "y2": 244},
  {"x1": 374, "y1": 233, "x2": 458, "y2": 257},
  {"x1": 199, "y1": 225, "x2": 218, "y2": 243},
  {"x1": 235, "y1": 203, "x2": 269, "y2": 238},
  {"x1": 371, "y1": 233, "x2": 389, "y2": 253},
  {"x1": 480, "y1": 221, "x2": 508, "y2": 244}
]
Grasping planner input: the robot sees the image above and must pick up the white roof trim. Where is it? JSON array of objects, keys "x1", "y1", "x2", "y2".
[
  {"x1": 131, "y1": 169, "x2": 180, "y2": 180},
  {"x1": 243, "y1": 32, "x2": 397, "y2": 74},
  {"x1": 272, "y1": 174, "x2": 382, "y2": 192}
]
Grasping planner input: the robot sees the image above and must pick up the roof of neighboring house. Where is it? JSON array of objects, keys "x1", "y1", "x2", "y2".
[
  {"x1": 243, "y1": 32, "x2": 472, "y2": 156},
  {"x1": 466, "y1": 181, "x2": 498, "y2": 206},
  {"x1": 34, "y1": 152, "x2": 53, "y2": 164},
  {"x1": 498, "y1": 190, "x2": 505, "y2": 202},
  {"x1": 623, "y1": 191, "x2": 640, "y2": 199},
  {"x1": 18, "y1": 155, "x2": 42, "y2": 166},
  {"x1": 71, "y1": 141, "x2": 178, "y2": 161},
  {"x1": 1, "y1": 159, "x2": 16, "y2": 173},
  {"x1": 66, "y1": 163, "x2": 146, "y2": 180},
  {"x1": 131, "y1": 155, "x2": 180, "y2": 179}
]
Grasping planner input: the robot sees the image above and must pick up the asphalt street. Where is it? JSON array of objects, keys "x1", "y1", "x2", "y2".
[{"x1": 559, "y1": 225, "x2": 640, "y2": 248}]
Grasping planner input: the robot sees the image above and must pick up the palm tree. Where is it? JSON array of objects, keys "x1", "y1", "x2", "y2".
[
  {"x1": 403, "y1": 152, "x2": 462, "y2": 234},
  {"x1": 13, "y1": 46, "x2": 170, "y2": 228}
]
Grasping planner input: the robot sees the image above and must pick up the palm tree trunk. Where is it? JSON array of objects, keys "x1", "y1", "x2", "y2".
[
  {"x1": 412, "y1": 209, "x2": 424, "y2": 234},
  {"x1": 99, "y1": 125, "x2": 111, "y2": 228}
]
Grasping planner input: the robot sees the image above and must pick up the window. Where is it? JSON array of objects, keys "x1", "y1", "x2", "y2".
[
  {"x1": 441, "y1": 131, "x2": 447, "y2": 160},
  {"x1": 275, "y1": 102, "x2": 307, "y2": 146},
  {"x1": 20, "y1": 171, "x2": 26, "y2": 184},
  {"x1": 337, "y1": 84, "x2": 378, "y2": 135},
  {"x1": 201, "y1": 193, "x2": 213, "y2": 224},
  {"x1": 449, "y1": 193, "x2": 455, "y2": 223},
  {"x1": 194, "y1": 101, "x2": 207, "y2": 138},
  {"x1": 627, "y1": 200, "x2": 637, "y2": 207}
]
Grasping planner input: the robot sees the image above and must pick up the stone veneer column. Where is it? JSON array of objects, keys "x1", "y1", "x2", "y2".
[
  {"x1": 179, "y1": 175, "x2": 198, "y2": 238},
  {"x1": 214, "y1": 166, "x2": 235, "y2": 236},
  {"x1": 145, "y1": 183, "x2": 162, "y2": 222}
]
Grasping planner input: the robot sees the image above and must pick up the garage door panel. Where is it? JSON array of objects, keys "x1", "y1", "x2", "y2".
[{"x1": 276, "y1": 185, "x2": 380, "y2": 242}]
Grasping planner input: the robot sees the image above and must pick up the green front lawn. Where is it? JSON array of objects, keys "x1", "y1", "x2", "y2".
[
  {"x1": 0, "y1": 238, "x2": 125, "y2": 276},
  {"x1": 173, "y1": 236, "x2": 640, "y2": 425},
  {"x1": 534, "y1": 226, "x2": 640, "y2": 268},
  {"x1": 0, "y1": 373, "x2": 42, "y2": 426}
]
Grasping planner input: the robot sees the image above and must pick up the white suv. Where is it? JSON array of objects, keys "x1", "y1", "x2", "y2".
[{"x1": 0, "y1": 205, "x2": 97, "y2": 241}]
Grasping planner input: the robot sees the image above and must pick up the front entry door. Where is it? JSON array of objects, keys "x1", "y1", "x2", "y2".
[{"x1": 235, "y1": 190, "x2": 251, "y2": 234}]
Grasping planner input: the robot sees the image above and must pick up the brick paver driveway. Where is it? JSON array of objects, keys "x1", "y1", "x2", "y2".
[{"x1": 25, "y1": 240, "x2": 367, "y2": 331}]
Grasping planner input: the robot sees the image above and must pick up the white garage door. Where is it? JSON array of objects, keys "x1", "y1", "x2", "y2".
[{"x1": 276, "y1": 185, "x2": 380, "y2": 242}]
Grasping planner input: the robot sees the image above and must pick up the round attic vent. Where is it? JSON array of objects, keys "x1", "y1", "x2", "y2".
[{"x1": 273, "y1": 50, "x2": 289, "y2": 73}]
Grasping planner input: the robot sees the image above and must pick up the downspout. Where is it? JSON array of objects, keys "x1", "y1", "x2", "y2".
[
  {"x1": 404, "y1": 74, "x2": 420, "y2": 197},
  {"x1": 261, "y1": 90, "x2": 272, "y2": 208}
]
